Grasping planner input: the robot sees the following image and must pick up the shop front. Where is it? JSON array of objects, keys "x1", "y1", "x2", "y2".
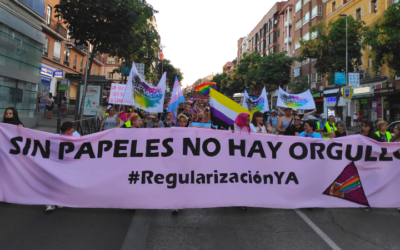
[
  {"x1": 385, "y1": 82, "x2": 400, "y2": 122},
  {"x1": 323, "y1": 87, "x2": 350, "y2": 120},
  {"x1": 352, "y1": 84, "x2": 384, "y2": 122}
]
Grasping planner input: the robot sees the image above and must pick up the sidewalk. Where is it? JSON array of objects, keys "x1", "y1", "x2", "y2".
[{"x1": 33, "y1": 110, "x2": 75, "y2": 133}]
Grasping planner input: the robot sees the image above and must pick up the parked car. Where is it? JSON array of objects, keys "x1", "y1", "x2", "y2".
[{"x1": 388, "y1": 121, "x2": 400, "y2": 137}]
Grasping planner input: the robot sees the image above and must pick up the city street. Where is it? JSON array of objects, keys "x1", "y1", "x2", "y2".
[{"x1": 1, "y1": 203, "x2": 399, "y2": 250}]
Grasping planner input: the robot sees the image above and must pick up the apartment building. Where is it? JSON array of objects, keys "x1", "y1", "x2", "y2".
[
  {"x1": 324, "y1": 0, "x2": 400, "y2": 121},
  {"x1": 0, "y1": 0, "x2": 46, "y2": 127},
  {"x1": 248, "y1": 2, "x2": 288, "y2": 57},
  {"x1": 293, "y1": 0, "x2": 326, "y2": 95},
  {"x1": 41, "y1": 0, "x2": 104, "y2": 105}
]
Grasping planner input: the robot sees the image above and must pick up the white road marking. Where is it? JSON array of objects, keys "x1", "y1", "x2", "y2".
[{"x1": 295, "y1": 209, "x2": 342, "y2": 250}]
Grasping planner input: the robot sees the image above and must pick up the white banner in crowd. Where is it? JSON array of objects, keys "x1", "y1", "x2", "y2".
[
  {"x1": 122, "y1": 62, "x2": 166, "y2": 112},
  {"x1": 277, "y1": 87, "x2": 316, "y2": 110},
  {"x1": 241, "y1": 87, "x2": 270, "y2": 114},
  {"x1": 108, "y1": 83, "x2": 133, "y2": 105},
  {"x1": 1, "y1": 123, "x2": 400, "y2": 209}
]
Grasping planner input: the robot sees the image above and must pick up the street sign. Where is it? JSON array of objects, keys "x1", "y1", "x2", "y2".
[
  {"x1": 335, "y1": 72, "x2": 346, "y2": 85},
  {"x1": 342, "y1": 86, "x2": 352, "y2": 99},
  {"x1": 348, "y1": 73, "x2": 360, "y2": 87}
]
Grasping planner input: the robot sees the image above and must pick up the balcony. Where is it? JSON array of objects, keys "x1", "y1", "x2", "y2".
[
  {"x1": 284, "y1": 20, "x2": 292, "y2": 28},
  {"x1": 43, "y1": 17, "x2": 67, "y2": 39},
  {"x1": 63, "y1": 61, "x2": 70, "y2": 67},
  {"x1": 285, "y1": 37, "x2": 292, "y2": 44}
]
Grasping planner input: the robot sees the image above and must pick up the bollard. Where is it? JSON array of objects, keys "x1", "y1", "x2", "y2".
[{"x1": 56, "y1": 117, "x2": 61, "y2": 134}]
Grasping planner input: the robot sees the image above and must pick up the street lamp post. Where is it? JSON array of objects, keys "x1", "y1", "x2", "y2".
[
  {"x1": 339, "y1": 14, "x2": 348, "y2": 86},
  {"x1": 77, "y1": 44, "x2": 91, "y2": 123}
]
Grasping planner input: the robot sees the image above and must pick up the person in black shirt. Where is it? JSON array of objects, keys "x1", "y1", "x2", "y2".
[
  {"x1": 284, "y1": 115, "x2": 304, "y2": 136},
  {"x1": 358, "y1": 120, "x2": 380, "y2": 142},
  {"x1": 334, "y1": 121, "x2": 348, "y2": 138}
]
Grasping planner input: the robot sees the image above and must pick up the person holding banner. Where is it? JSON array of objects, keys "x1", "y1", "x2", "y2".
[
  {"x1": 250, "y1": 111, "x2": 267, "y2": 133},
  {"x1": 177, "y1": 113, "x2": 189, "y2": 128},
  {"x1": 322, "y1": 116, "x2": 337, "y2": 139},
  {"x1": 146, "y1": 112, "x2": 164, "y2": 128},
  {"x1": 163, "y1": 112, "x2": 175, "y2": 128},
  {"x1": 299, "y1": 120, "x2": 323, "y2": 138},
  {"x1": 359, "y1": 120, "x2": 380, "y2": 142},
  {"x1": 231, "y1": 113, "x2": 251, "y2": 133},
  {"x1": 334, "y1": 121, "x2": 348, "y2": 138},
  {"x1": 375, "y1": 121, "x2": 392, "y2": 142},
  {"x1": 2, "y1": 107, "x2": 24, "y2": 127},
  {"x1": 390, "y1": 124, "x2": 400, "y2": 143},
  {"x1": 284, "y1": 115, "x2": 304, "y2": 136}
]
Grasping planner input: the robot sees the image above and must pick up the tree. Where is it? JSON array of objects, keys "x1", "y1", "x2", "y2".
[
  {"x1": 288, "y1": 77, "x2": 309, "y2": 94},
  {"x1": 55, "y1": 0, "x2": 158, "y2": 116},
  {"x1": 364, "y1": 2, "x2": 400, "y2": 76},
  {"x1": 300, "y1": 16, "x2": 367, "y2": 79},
  {"x1": 155, "y1": 59, "x2": 184, "y2": 90}
]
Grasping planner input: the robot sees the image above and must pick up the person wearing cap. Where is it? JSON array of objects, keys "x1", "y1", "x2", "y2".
[
  {"x1": 267, "y1": 109, "x2": 279, "y2": 134},
  {"x1": 145, "y1": 112, "x2": 164, "y2": 128},
  {"x1": 276, "y1": 107, "x2": 293, "y2": 135}
]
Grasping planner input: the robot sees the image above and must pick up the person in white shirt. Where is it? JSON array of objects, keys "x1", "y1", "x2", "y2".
[
  {"x1": 353, "y1": 112, "x2": 358, "y2": 128},
  {"x1": 45, "y1": 93, "x2": 54, "y2": 119},
  {"x1": 250, "y1": 111, "x2": 267, "y2": 133}
]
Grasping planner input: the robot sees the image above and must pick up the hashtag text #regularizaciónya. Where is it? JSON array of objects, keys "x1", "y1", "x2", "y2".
[{"x1": 128, "y1": 170, "x2": 299, "y2": 189}]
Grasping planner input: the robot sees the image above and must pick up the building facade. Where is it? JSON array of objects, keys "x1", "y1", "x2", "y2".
[
  {"x1": 323, "y1": 0, "x2": 399, "y2": 122},
  {"x1": 0, "y1": 0, "x2": 46, "y2": 127}
]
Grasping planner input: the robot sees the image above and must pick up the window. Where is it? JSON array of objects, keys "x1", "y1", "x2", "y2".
[
  {"x1": 343, "y1": 0, "x2": 348, "y2": 3},
  {"x1": 43, "y1": 38, "x2": 49, "y2": 56},
  {"x1": 303, "y1": 32, "x2": 310, "y2": 41},
  {"x1": 311, "y1": 73, "x2": 322, "y2": 82},
  {"x1": 371, "y1": 0, "x2": 377, "y2": 13},
  {"x1": 46, "y1": 6, "x2": 51, "y2": 25},
  {"x1": 312, "y1": 6, "x2": 323, "y2": 18},
  {"x1": 277, "y1": 45, "x2": 280, "y2": 52},
  {"x1": 93, "y1": 66, "x2": 96, "y2": 75},
  {"x1": 295, "y1": 0, "x2": 302, "y2": 12},
  {"x1": 303, "y1": 0, "x2": 310, "y2": 5},
  {"x1": 295, "y1": 20, "x2": 302, "y2": 31},
  {"x1": 107, "y1": 72, "x2": 113, "y2": 79},
  {"x1": 80, "y1": 58, "x2": 83, "y2": 70},
  {"x1": 356, "y1": 8, "x2": 362, "y2": 20},
  {"x1": 295, "y1": 39, "x2": 301, "y2": 49},
  {"x1": 72, "y1": 55, "x2": 77, "y2": 69},
  {"x1": 98, "y1": 68, "x2": 100, "y2": 75},
  {"x1": 332, "y1": 2, "x2": 336, "y2": 12},
  {"x1": 53, "y1": 41, "x2": 61, "y2": 62},
  {"x1": 64, "y1": 48, "x2": 70, "y2": 62},
  {"x1": 312, "y1": 31, "x2": 317, "y2": 39},
  {"x1": 303, "y1": 12, "x2": 310, "y2": 24},
  {"x1": 278, "y1": 29, "x2": 280, "y2": 37}
]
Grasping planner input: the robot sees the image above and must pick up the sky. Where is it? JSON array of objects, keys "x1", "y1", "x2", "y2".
[{"x1": 150, "y1": 0, "x2": 277, "y2": 88}]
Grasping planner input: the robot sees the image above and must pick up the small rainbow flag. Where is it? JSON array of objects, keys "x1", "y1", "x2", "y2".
[
  {"x1": 339, "y1": 176, "x2": 360, "y2": 192},
  {"x1": 195, "y1": 82, "x2": 217, "y2": 96}
]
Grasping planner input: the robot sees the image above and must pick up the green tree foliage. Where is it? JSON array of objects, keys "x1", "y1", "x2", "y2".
[
  {"x1": 212, "y1": 52, "x2": 294, "y2": 95},
  {"x1": 364, "y1": 2, "x2": 400, "y2": 75},
  {"x1": 300, "y1": 16, "x2": 367, "y2": 78},
  {"x1": 288, "y1": 77, "x2": 309, "y2": 94},
  {"x1": 155, "y1": 59, "x2": 184, "y2": 89}
]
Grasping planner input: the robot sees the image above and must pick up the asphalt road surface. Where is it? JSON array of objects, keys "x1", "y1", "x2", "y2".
[{"x1": 0, "y1": 203, "x2": 399, "y2": 250}]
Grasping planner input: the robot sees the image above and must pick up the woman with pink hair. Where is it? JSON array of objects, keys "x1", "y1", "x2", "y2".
[{"x1": 231, "y1": 113, "x2": 251, "y2": 133}]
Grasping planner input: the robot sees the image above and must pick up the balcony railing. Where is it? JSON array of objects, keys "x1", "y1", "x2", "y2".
[
  {"x1": 285, "y1": 37, "x2": 292, "y2": 44},
  {"x1": 63, "y1": 61, "x2": 70, "y2": 67},
  {"x1": 45, "y1": 17, "x2": 67, "y2": 39},
  {"x1": 284, "y1": 20, "x2": 292, "y2": 27}
]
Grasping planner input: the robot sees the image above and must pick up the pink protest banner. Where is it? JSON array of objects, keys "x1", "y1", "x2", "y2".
[
  {"x1": 1, "y1": 123, "x2": 400, "y2": 209},
  {"x1": 109, "y1": 83, "x2": 132, "y2": 105}
]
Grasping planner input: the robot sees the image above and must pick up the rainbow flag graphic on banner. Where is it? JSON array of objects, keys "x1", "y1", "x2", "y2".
[
  {"x1": 195, "y1": 82, "x2": 217, "y2": 96},
  {"x1": 210, "y1": 88, "x2": 251, "y2": 129}
]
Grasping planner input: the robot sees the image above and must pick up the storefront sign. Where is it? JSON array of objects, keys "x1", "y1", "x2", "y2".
[
  {"x1": 312, "y1": 93, "x2": 321, "y2": 98},
  {"x1": 353, "y1": 86, "x2": 370, "y2": 95},
  {"x1": 348, "y1": 73, "x2": 360, "y2": 88},
  {"x1": 335, "y1": 72, "x2": 346, "y2": 85},
  {"x1": 326, "y1": 97, "x2": 341, "y2": 103},
  {"x1": 361, "y1": 99, "x2": 368, "y2": 104},
  {"x1": 41, "y1": 66, "x2": 53, "y2": 77},
  {"x1": 374, "y1": 87, "x2": 395, "y2": 96},
  {"x1": 54, "y1": 70, "x2": 63, "y2": 78},
  {"x1": 78, "y1": 85, "x2": 101, "y2": 116}
]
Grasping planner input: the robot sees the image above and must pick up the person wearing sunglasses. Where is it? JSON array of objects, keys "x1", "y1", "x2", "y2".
[{"x1": 284, "y1": 115, "x2": 304, "y2": 136}]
